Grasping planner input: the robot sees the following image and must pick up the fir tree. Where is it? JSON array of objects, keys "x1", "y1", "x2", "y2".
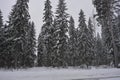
[
  {"x1": 117, "y1": 14, "x2": 120, "y2": 63},
  {"x1": 68, "y1": 16, "x2": 77, "y2": 66},
  {"x1": 95, "y1": 33, "x2": 104, "y2": 65},
  {"x1": 0, "y1": 10, "x2": 4, "y2": 68},
  {"x1": 93, "y1": 0, "x2": 120, "y2": 67},
  {"x1": 24, "y1": 21, "x2": 36, "y2": 67},
  {"x1": 76, "y1": 10, "x2": 91, "y2": 67},
  {"x1": 7, "y1": 0, "x2": 30, "y2": 68},
  {"x1": 76, "y1": 10, "x2": 86, "y2": 66},
  {"x1": 37, "y1": 33, "x2": 44, "y2": 66},
  {"x1": 95, "y1": 33, "x2": 111, "y2": 66},
  {"x1": 0, "y1": 12, "x2": 12, "y2": 68},
  {"x1": 37, "y1": 0, "x2": 54, "y2": 67},
  {"x1": 87, "y1": 18, "x2": 95, "y2": 65},
  {"x1": 0, "y1": 10, "x2": 3, "y2": 28},
  {"x1": 53, "y1": 0, "x2": 69, "y2": 67}
]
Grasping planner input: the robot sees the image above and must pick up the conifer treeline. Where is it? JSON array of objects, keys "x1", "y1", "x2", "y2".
[
  {"x1": 0, "y1": 0, "x2": 36, "y2": 68},
  {"x1": 93, "y1": 0, "x2": 120, "y2": 68},
  {"x1": 0, "y1": 0, "x2": 119, "y2": 68},
  {"x1": 37, "y1": 0, "x2": 112, "y2": 67}
]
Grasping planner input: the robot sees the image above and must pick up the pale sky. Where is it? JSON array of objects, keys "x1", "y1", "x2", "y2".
[{"x1": 0, "y1": 0, "x2": 100, "y2": 38}]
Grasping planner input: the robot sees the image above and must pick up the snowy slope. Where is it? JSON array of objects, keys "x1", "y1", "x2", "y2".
[{"x1": 0, "y1": 67, "x2": 120, "y2": 80}]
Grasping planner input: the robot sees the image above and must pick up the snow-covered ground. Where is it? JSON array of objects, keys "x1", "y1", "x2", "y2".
[{"x1": 0, "y1": 67, "x2": 120, "y2": 80}]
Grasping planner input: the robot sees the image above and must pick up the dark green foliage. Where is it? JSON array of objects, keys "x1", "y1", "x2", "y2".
[
  {"x1": 53, "y1": 0, "x2": 69, "y2": 67},
  {"x1": 25, "y1": 22, "x2": 36, "y2": 67},
  {"x1": 37, "y1": 0, "x2": 54, "y2": 67},
  {"x1": 93, "y1": 0, "x2": 120, "y2": 67},
  {"x1": 68, "y1": 16, "x2": 77, "y2": 66},
  {"x1": 2, "y1": 0, "x2": 35, "y2": 68},
  {"x1": 37, "y1": 33, "x2": 44, "y2": 66},
  {"x1": 0, "y1": 10, "x2": 3, "y2": 28},
  {"x1": 0, "y1": 10, "x2": 4, "y2": 68},
  {"x1": 76, "y1": 10, "x2": 88, "y2": 66},
  {"x1": 1, "y1": 0, "x2": 119, "y2": 68},
  {"x1": 87, "y1": 18, "x2": 95, "y2": 66},
  {"x1": 75, "y1": 10, "x2": 95, "y2": 67},
  {"x1": 95, "y1": 33, "x2": 109, "y2": 65}
]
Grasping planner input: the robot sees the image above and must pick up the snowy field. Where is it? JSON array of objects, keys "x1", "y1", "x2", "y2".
[{"x1": 0, "y1": 67, "x2": 120, "y2": 80}]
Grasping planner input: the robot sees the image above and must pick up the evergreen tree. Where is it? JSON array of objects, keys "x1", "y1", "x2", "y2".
[
  {"x1": 37, "y1": 0, "x2": 54, "y2": 67},
  {"x1": 88, "y1": 18, "x2": 95, "y2": 40},
  {"x1": 7, "y1": 0, "x2": 30, "y2": 68},
  {"x1": 0, "y1": 11, "x2": 15, "y2": 68},
  {"x1": 95, "y1": 33, "x2": 108, "y2": 65},
  {"x1": 93, "y1": 0, "x2": 120, "y2": 67},
  {"x1": 0, "y1": 10, "x2": 4, "y2": 68},
  {"x1": 87, "y1": 18, "x2": 95, "y2": 65},
  {"x1": 53, "y1": 0, "x2": 69, "y2": 67},
  {"x1": 76, "y1": 10, "x2": 91, "y2": 67},
  {"x1": 76, "y1": 10, "x2": 86, "y2": 66},
  {"x1": 51, "y1": 18, "x2": 58, "y2": 67},
  {"x1": 0, "y1": 10, "x2": 3, "y2": 28},
  {"x1": 95, "y1": 33, "x2": 102, "y2": 65},
  {"x1": 68, "y1": 16, "x2": 77, "y2": 66},
  {"x1": 115, "y1": 0, "x2": 120, "y2": 64},
  {"x1": 0, "y1": 10, "x2": 3, "y2": 45},
  {"x1": 24, "y1": 21, "x2": 36, "y2": 67},
  {"x1": 0, "y1": 12, "x2": 12, "y2": 68},
  {"x1": 37, "y1": 33, "x2": 44, "y2": 66}
]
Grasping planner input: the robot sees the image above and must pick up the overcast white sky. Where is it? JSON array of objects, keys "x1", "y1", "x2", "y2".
[{"x1": 0, "y1": 0, "x2": 100, "y2": 38}]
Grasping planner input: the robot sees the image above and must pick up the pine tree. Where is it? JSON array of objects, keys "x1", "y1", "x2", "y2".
[
  {"x1": 0, "y1": 12, "x2": 11, "y2": 68},
  {"x1": 118, "y1": 15, "x2": 120, "y2": 63},
  {"x1": 0, "y1": 10, "x2": 3, "y2": 45},
  {"x1": 53, "y1": 0, "x2": 69, "y2": 67},
  {"x1": 0, "y1": 11, "x2": 15, "y2": 68},
  {"x1": 0, "y1": 10, "x2": 4, "y2": 68},
  {"x1": 93, "y1": 0, "x2": 120, "y2": 67},
  {"x1": 115, "y1": 13, "x2": 120, "y2": 64},
  {"x1": 51, "y1": 18, "x2": 58, "y2": 67},
  {"x1": 24, "y1": 21, "x2": 36, "y2": 67},
  {"x1": 76, "y1": 10, "x2": 86, "y2": 66},
  {"x1": 68, "y1": 16, "x2": 77, "y2": 66},
  {"x1": 95, "y1": 33, "x2": 104, "y2": 65},
  {"x1": 7, "y1": 0, "x2": 30, "y2": 68},
  {"x1": 37, "y1": 0, "x2": 54, "y2": 67},
  {"x1": 0, "y1": 10, "x2": 3, "y2": 28},
  {"x1": 88, "y1": 18, "x2": 95, "y2": 40},
  {"x1": 37, "y1": 33, "x2": 44, "y2": 66},
  {"x1": 87, "y1": 18, "x2": 95, "y2": 65},
  {"x1": 76, "y1": 10, "x2": 91, "y2": 67}
]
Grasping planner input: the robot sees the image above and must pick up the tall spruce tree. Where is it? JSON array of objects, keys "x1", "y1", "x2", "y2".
[
  {"x1": 0, "y1": 10, "x2": 3, "y2": 48},
  {"x1": 24, "y1": 21, "x2": 36, "y2": 67},
  {"x1": 0, "y1": 10, "x2": 4, "y2": 68},
  {"x1": 0, "y1": 10, "x2": 3, "y2": 45},
  {"x1": 95, "y1": 33, "x2": 102, "y2": 65},
  {"x1": 76, "y1": 10, "x2": 91, "y2": 66},
  {"x1": 53, "y1": 0, "x2": 69, "y2": 67},
  {"x1": 0, "y1": 11, "x2": 12, "y2": 68},
  {"x1": 87, "y1": 18, "x2": 95, "y2": 65},
  {"x1": 95, "y1": 33, "x2": 111, "y2": 66},
  {"x1": 115, "y1": 13, "x2": 120, "y2": 63},
  {"x1": 38, "y1": 0, "x2": 54, "y2": 67},
  {"x1": 0, "y1": 10, "x2": 3, "y2": 28},
  {"x1": 93, "y1": 0, "x2": 120, "y2": 67},
  {"x1": 76, "y1": 10, "x2": 85, "y2": 66},
  {"x1": 37, "y1": 32, "x2": 44, "y2": 66},
  {"x1": 7, "y1": 0, "x2": 30, "y2": 68},
  {"x1": 68, "y1": 16, "x2": 77, "y2": 66},
  {"x1": 95, "y1": 33, "x2": 104, "y2": 65}
]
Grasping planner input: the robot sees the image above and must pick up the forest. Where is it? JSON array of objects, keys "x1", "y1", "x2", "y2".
[{"x1": 0, "y1": 0, "x2": 120, "y2": 69}]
